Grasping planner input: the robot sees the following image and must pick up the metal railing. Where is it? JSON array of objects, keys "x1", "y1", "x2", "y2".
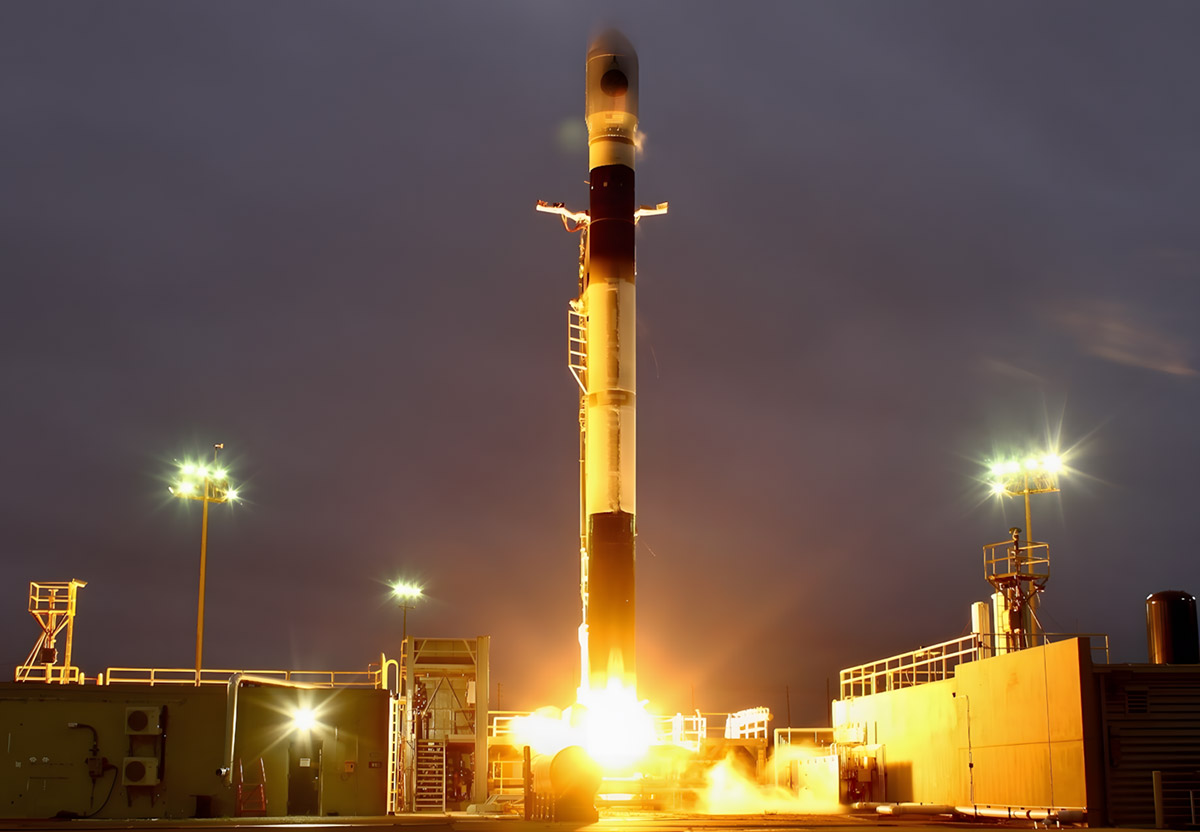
[
  {"x1": 490, "y1": 758, "x2": 525, "y2": 795},
  {"x1": 840, "y1": 632, "x2": 1111, "y2": 698},
  {"x1": 13, "y1": 664, "x2": 86, "y2": 684},
  {"x1": 984, "y1": 540, "x2": 1050, "y2": 584},
  {"x1": 488, "y1": 710, "x2": 527, "y2": 739},
  {"x1": 773, "y1": 727, "x2": 835, "y2": 789},
  {"x1": 489, "y1": 709, "x2": 709, "y2": 751},
  {"x1": 655, "y1": 712, "x2": 707, "y2": 751},
  {"x1": 725, "y1": 706, "x2": 771, "y2": 739},
  {"x1": 101, "y1": 666, "x2": 384, "y2": 687}
]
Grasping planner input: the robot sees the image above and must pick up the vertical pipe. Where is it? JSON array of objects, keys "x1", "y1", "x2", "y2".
[
  {"x1": 473, "y1": 636, "x2": 490, "y2": 805},
  {"x1": 195, "y1": 494, "x2": 210, "y2": 685},
  {"x1": 1023, "y1": 477, "x2": 1044, "y2": 646},
  {"x1": 1153, "y1": 770, "x2": 1164, "y2": 829},
  {"x1": 523, "y1": 745, "x2": 533, "y2": 821},
  {"x1": 63, "y1": 585, "x2": 77, "y2": 684}
]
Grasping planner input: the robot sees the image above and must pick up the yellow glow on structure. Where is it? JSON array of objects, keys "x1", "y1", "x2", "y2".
[{"x1": 698, "y1": 750, "x2": 845, "y2": 814}]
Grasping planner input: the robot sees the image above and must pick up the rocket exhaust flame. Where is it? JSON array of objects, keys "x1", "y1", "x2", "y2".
[{"x1": 510, "y1": 682, "x2": 655, "y2": 772}]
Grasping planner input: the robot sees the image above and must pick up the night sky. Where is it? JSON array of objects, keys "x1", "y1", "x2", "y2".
[{"x1": 4, "y1": 3, "x2": 1199, "y2": 726}]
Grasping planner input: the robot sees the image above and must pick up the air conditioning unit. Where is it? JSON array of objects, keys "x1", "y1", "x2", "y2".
[
  {"x1": 125, "y1": 706, "x2": 162, "y2": 735},
  {"x1": 122, "y1": 756, "x2": 160, "y2": 786}
]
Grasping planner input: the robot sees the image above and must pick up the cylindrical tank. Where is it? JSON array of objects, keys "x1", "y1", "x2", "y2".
[
  {"x1": 1146, "y1": 590, "x2": 1199, "y2": 664},
  {"x1": 530, "y1": 745, "x2": 601, "y2": 822}
]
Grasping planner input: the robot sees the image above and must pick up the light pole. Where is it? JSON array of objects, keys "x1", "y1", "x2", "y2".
[
  {"x1": 987, "y1": 452, "x2": 1062, "y2": 646},
  {"x1": 392, "y1": 581, "x2": 423, "y2": 658},
  {"x1": 989, "y1": 453, "x2": 1062, "y2": 549},
  {"x1": 169, "y1": 443, "x2": 238, "y2": 684},
  {"x1": 391, "y1": 581, "x2": 423, "y2": 815}
]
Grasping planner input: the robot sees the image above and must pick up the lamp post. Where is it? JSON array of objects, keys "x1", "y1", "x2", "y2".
[
  {"x1": 169, "y1": 443, "x2": 238, "y2": 684},
  {"x1": 987, "y1": 452, "x2": 1062, "y2": 646},
  {"x1": 391, "y1": 581, "x2": 423, "y2": 814},
  {"x1": 988, "y1": 453, "x2": 1062, "y2": 547},
  {"x1": 392, "y1": 581, "x2": 423, "y2": 656}
]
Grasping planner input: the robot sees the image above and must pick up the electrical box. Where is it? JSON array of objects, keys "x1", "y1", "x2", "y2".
[
  {"x1": 125, "y1": 706, "x2": 162, "y2": 735},
  {"x1": 122, "y1": 756, "x2": 161, "y2": 786}
]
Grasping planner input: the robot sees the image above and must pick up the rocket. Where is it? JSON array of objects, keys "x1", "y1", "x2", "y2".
[{"x1": 539, "y1": 31, "x2": 665, "y2": 695}]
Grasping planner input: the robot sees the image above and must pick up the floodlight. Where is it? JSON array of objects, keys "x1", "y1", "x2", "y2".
[
  {"x1": 292, "y1": 708, "x2": 316, "y2": 732},
  {"x1": 392, "y1": 582, "x2": 423, "y2": 600}
]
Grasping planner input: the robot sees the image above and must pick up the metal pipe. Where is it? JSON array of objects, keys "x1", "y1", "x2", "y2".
[
  {"x1": 195, "y1": 496, "x2": 210, "y2": 685},
  {"x1": 875, "y1": 803, "x2": 955, "y2": 816},
  {"x1": 1154, "y1": 770, "x2": 1164, "y2": 828},
  {"x1": 219, "y1": 673, "x2": 321, "y2": 784},
  {"x1": 954, "y1": 805, "x2": 1086, "y2": 823}
]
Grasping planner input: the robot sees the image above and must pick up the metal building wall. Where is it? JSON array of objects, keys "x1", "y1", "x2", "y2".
[
  {"x1": 0, "y1": 682, "x2": 389, "y2": 819},
  {"x1": 1097, "y1": 664, "x2": 1200, "y2": 826},
  {"x1": 832, "y1": 638, "x2": 1101, "y2": 812}
]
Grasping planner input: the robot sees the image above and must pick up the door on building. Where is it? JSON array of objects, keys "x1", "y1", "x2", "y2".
[{"x1": 287, "y1": 739, "x2": 323, "y2": 815}]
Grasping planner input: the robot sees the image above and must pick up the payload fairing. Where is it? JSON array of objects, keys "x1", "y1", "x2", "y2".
[{"x1": 538, "y1": 31, "x2": 665, "y2": 695}]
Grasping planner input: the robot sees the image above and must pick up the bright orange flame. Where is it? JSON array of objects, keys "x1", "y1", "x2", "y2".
[
  {"x1": 578, "y1": 680, "x2": 655, "y2": 769},
  {"x1": 508, "y1": 681, "x2": 656, "y2": 772},
  {"x1": 509, "y1": 705, "x2": 574, "y2": 758}
]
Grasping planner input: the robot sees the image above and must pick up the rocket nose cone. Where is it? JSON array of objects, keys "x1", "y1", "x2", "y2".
[
  {"x1": 588, "y1": 28, "x2": 636, "y2": 63},
  {"x1": 585, "y1": 27, "x2": 639, "y2": 163}
]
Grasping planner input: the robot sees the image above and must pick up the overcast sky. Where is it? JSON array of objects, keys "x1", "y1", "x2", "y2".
[{"x1": 3, "y1": 2, "x2": 1198, "y2": 724}]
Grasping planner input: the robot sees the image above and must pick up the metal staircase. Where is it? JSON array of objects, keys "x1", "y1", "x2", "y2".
[{"x1": 413, "y1": 739, "x2": 446, "y2": 812}]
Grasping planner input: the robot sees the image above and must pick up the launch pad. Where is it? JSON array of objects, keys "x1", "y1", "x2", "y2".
[{"x1": 6, "y1": 24, "x2": 1200, "y2": 831}]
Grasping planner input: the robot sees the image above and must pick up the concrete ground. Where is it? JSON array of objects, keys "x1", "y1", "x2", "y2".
[{"x1": 0, "y1": 812, "x2": 1135, "y2": 832}]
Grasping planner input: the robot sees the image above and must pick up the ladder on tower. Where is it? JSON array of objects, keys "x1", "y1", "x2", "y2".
[
  {"x1": 568, "y1": 303, "x2": 587, "y2": 393},
  {"x1": 413, "y1": 739, "x2": 446, "y2": 813},
  {"x1": 387, "y1": 696, "x2": 404, "y2": 814}
]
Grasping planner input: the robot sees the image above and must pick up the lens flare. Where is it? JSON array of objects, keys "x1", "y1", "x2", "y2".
[{"x1": 292, "y1": 708, "x2": 316, "y2": 732}]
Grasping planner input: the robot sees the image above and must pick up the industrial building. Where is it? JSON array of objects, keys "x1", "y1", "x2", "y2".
[
  {"x1": 803, "y1": 592, "x2": 1200, "y2": 826},
  {"x1": 4, "y1": 582, "x2": 491, "y2": 820}
]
